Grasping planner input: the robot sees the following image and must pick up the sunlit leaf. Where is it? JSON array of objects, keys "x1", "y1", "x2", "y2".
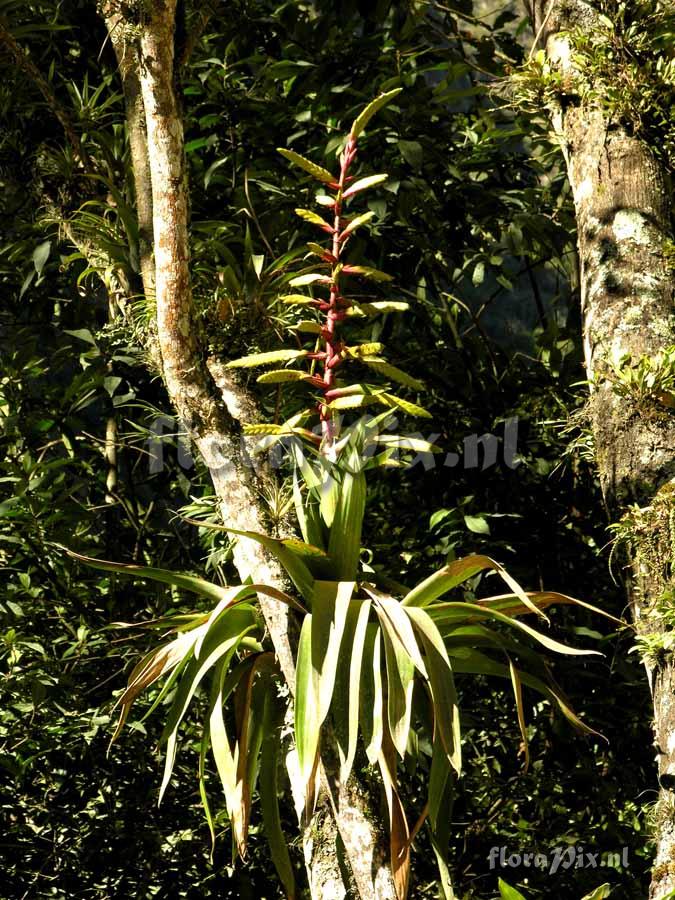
[
  {"x1": 350, "y1": 88, "x2": 403, "y2": 140},
  {"x1": 295, "y1": 208, "x2": 334, "y2": 231},
  {"x1": 277, "y1": 148, "x2": 334, "y2": 184},
  {"x1": 226, "y1": 348, "x2": 309, "y2": 368},
  {"x1": 360, "y1": 357, "x2": 424, "y2": 390},
  {"x1": 257, "y1": 370, "x2": 313, "y2": 384},
  {"x1": 342, "y1": 173, "x2": 388, "y2": 199}
]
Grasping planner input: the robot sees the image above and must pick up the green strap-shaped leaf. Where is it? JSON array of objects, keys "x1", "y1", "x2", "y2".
[
  {"x1": 198, "y1": 722, "x2": 216, "y2": 858},
  {"x1": 474, "y1": 589, "x2": 624, "y2": 625},
  {"x1": 259, "y1": 701, "x2": 297, "y2": 899},
  {"x1": 180, "y1": 517, "x2": 317, "y2": 607},
  {"x1": 406, "y1": 606, "x2": 461, "y2": 774},
  {"x1": 158, "y1": 608, "x2": 257, "y2": 804},
  {"x1": 349, "y1": 88, "x2": 403, "y2": 139},
  {"x1": 360, "y1": 623, "x2": 384, "y2": 764},
  {"x1": 295, "y1": 614, "x2": 320, "y2": 789},
  {"x1": 508, "y1": 656, "x2": 530, "y2": 770},
  {"x1": 226, "y1": 348, "x2": 309, "y2": 368},
  {"x1": 311, "y1": 580, "x2": 355, "y2": 723},
  {"x1": 65, "y1": 547, "x2": 232, "y2": 606},
  {"x1": 327, "y1": 468, "x2": 366, "y2": 580},
  {"x1": 209, "y1": 656, "x2": 248, "y2": 854},
  {"x1": 367, "y1": 585, "x2": 427, "y2": 675},
  {"x1": 380, "y1": 617, "x2": 416, "y2": 759},
  {"x1": 403, "y1": 554, "x2": 515, "y2": 608},
  {"x1": 277, "y1": 148, "x2": 334, "y2": 184},
  {"x1": 334, "y1": 596, "x2": 372, "y2": 783},
  {"x1": 450, "y1": 649, "x2": 601, "y2": 736},
  {"x1": 428, "y1": 601, "x2": 599, "y2": 657},
  {"x1": 428, "y1": 730, "x2": 456, "y2": 899}
]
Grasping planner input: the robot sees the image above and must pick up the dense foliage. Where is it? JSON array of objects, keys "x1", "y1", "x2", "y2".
[{"x1": 0, "y1": 1, "x2": 653, "y2": 897}]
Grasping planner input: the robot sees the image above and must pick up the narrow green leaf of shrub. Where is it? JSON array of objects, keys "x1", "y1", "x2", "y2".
[
  {"x1": 349, "y1": 88, "x2": 403, "y2": 139},
  {"x1": 226, "y1": 349, "x2": 309, "y2": 368},
  {"x1": 277, "y1": 148, "x2": 334, "y2": 184}
]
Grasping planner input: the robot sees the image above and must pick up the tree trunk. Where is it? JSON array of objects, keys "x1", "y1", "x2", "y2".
[
  {"x1": 527, "y1": 3, "x2": 675, "y2": 896},
  {"x1": 103, "y1": 2, "x2": 398, "y2": 896}
]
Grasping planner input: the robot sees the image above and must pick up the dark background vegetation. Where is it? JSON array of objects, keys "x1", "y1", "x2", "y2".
[{"x1": 0, "y1": 1, "x2": 652, "y2": 897}]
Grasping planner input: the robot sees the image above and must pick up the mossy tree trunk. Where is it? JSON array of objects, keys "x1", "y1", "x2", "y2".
[
  {"x1": 99, "y1": 2, "x2": 397, "y2": 897},
  {"x1": 527, "y1": 2, "x2": 675, "y2": 895}
]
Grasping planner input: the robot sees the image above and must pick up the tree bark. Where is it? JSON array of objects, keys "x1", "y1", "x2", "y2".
[
  {"x1": 101, "y1": 7, "x2": 156, "y2": 303},
  {"x1": 105, "y1": 2, "x2": 398, "y2": 896},
  {"x1": 527, "y1": 3, "x2": 675, "y2": 896}
]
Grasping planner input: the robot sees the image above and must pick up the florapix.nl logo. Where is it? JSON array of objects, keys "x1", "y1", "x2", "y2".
[{"x1": 146, "y1": 412, "x2": 522, "y2": 475}]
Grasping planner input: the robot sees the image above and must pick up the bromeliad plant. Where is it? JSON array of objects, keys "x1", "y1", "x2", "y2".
[{"x1": 70, "y1": 92, "x2": 618, "y2": 900}]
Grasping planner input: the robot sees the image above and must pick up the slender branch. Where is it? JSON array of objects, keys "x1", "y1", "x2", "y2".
[{"x1": 0, "y1": 21, "x2": 88, "y2": 167}]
